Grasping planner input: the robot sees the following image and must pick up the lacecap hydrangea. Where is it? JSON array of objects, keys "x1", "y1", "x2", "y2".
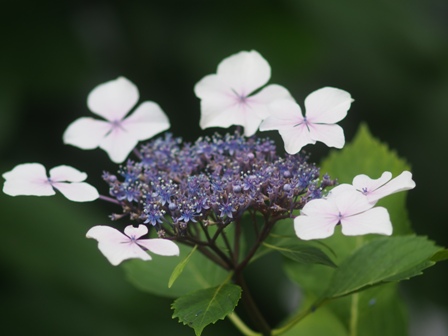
[{"x1": 2, "y1": 50, "x2": 414, "y2": 267}]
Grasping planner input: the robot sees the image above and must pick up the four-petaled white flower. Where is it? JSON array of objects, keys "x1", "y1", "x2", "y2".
[
  {"x1": 294, "y1": 186, "x2": 392, "y2": 240},
  {"x1": 352, "y1": 171, "x2": 416, "y2": 205},
  {"x1": 2, "y1": 163, "x2": 99, "y2": 202},
  {"x1": 194, "y1": 50, "x2": 293, "y2": 137},
  {"x1": 63, "y1": 77, "x2": 170, "y2": 163},
  {"x1": 86, "y1": 224, "x2": 179, "y2": 266},
  {"x1": 259, "y1": 87, "x2": 353, "y2": 154}
]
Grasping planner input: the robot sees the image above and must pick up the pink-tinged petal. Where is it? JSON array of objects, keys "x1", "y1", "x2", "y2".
[
  {"x1": 251, "y1": 84, "x2": 294, "y2": 105},
  {"x1": 199, "y1": 101, "x2": 237, "y2": 129},
  {"x1": 196, "y1": 75, "x2": 279, "y2": 121},
  {"x1": 300, "y1": 198, "x2": 338, "y2": 217},
  {"x1": 327, "y1": 184, "x2": 357, "y2": 201},
  {"x1": 199, "y1": 100, "x2": 238, "y2": 129},
  {"x1": 279, "y1": 126, "x2": 315, "y2": 154},
  {"x1": 2, "y1": 179, "x2": 54, "y2": 197},
  {"x1": 198, "y1": 90, "x2": 240, "y2": 128},
  {"x1": 86, "y1": 226, "x2": 151, "y2": 266},
  {"x1": 194, "y1": 76, "x2": 238, "y2": 130},
  {"x1": 248, "y1": 84, "x2": 294, "y2": 120},
  {"x1": 259, "y1": 99, "x2": 303, "y2": 132},
  {"x1": 294, "y1": 214, "x2": 338, "y2": 240},
  {"x1": 2, "y1": 163, "x2": 47, "y2": 181},
  {"x1": 194, "y1": 74, "x2": 231, "y2": 101},
  {"x1": 240, "y1": 112, "x2": 264, "y2": 137},
  {"x1": 49, "y1": 165, "x2": 87, "y2": 183},
  {"x1": 364, "y1": 171, "x2": 416, "y2": 204},
  {"x1": 52, "y1": 182, "x2": 99, "y2": 202},
  {"x1": 99, "y1": 128, "x2": 139, "y2": 163},
  {"x1": 87, "y1": 77, "x2": 139, "y2": 121},
  {"x1": 199, "y1": 101, "x2": 263, "y2": 137},
  {"x1": 295, "y1": 199, "x2": 341, "y2": 239},
  {"x1": 119, "y1": 244, "x2": 153, "y2": 264},
  {"x1": 352, "y1": 171, "x2": 392, "y2": 197},
  {"x1": 137, "y1": 239, "x2": 180, "y2": 256},
  {"x1": 87, "y1": 225, "x2": 129, "y2": 243},
  {"x1": 121, "y1": 101, "x2": 170, "y2": 141},
  {"x1": 195, "y1": 55, "x2": 285, "y2": 136},
  {"x1": 124, "y1": 225, "x2": 148, "y2": 240},
  {"x1": 2, "y1": 163, "x2": 54, "y2": 196},
  {"x1": 217, "y1": 50, "x2": 271, "y2": 95},
  {"x1": 308, "y1": 123, "x2": 345, "y2": 149},
  {"x1": 196, "y1": 85, "x2": 270, "y2": 136},
  {"x1": 304, "y1": 87, "x2": 353, "y2": 124},
  {"x1": 63, "y1": 117, "x2": 111, "y2": 150},
  {"x1": 332, "y1": 188, "x2": 373, "y2": 217},
  {"x1": 341, "y1": 207, "x2": 392, "y2": 236}
]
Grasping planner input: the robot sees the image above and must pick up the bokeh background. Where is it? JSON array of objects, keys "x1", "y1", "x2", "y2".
[{"x1": 1, "y1": 1, "x2": 447, "y2": 335}]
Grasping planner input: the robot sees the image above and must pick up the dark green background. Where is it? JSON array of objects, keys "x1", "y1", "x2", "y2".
[{"x1": 1, "y1": 1, "x2": 447, "y2": 335}]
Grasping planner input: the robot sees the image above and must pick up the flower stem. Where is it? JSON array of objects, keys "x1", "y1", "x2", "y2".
[
  {"x1": 272, "y1": 300, "x2": 323, "y2": 335},
  {"x1": 234, "y1": 272, "x2": 271, "y2": 336},
  {"x1": 349, "y1": 293, "x2": 359, "y2": 336},
  {"x1": 132, "y1": 148, "x2": 142, "y2": 159},
  {"x1": 98, "y1": 194, "x2": 120, "y2": 204},
  {"x1": 235, "y1": 216, "x2": 273, "y2": 274},
  {"x1": 227, "y1": 312, "x2": 262, "y2": 336},
  {"x1": 233, "y1": 218, "x2": 242, "y2": 264}
]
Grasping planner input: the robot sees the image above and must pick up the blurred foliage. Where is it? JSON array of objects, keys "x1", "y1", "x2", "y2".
[{"x1": 1, "y1": 0, "x2": 448, "y2": 334}]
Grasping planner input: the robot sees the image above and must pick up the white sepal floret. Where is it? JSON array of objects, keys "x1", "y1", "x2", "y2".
[
  {"x1": 260, "y1": 87, "x2": 353, "y2": 154},
  {"x1": 194, "y1": 50, "x2": 293, "y2": 137},
  {"x1": 86, "y1": 224, "x2": 179, "y2": 266},
  {"x1": 2, "y1": 163, "x2": 99, "y2": 202},
  {"x1": 63, "y1": 77, "x2": 170, "y2": 163}
]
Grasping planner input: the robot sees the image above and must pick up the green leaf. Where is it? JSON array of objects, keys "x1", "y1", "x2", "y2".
[
  {"x1": 321, "y1": 284, "x2": 408, "y2": 336},
  {"x1": 324, "y1": 235, "x2": 442, "y2": 299},
  {"x1": 431, "y1": 249, "x2": 448, "y2": 262},
  {"x1": 321, "y1": 124, "x2": 411, "y2": 184},
  {"x1": 284, "y1": 260, "x2": 335, "y2": 299},
  {"x1": 263, "y1": 241, "x2": 337, "y2": 267},
  {"x1": 352, "y1": 284, "x2": 408, "y2": 336},
  {"x1": 172, "y1": 284, "x2": 242, "y2": 336},
  {"x1": 169, "y1": 245, "x2": 198, "y2": 288},
  {"x1": 123, "y1": 244, "x2": 227, "y2": 298},
  {"x1": 277, "y1": 283, "x2": 408, "y2": 336}
]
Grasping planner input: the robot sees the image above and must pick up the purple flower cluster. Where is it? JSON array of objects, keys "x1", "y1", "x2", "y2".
[{"x1": 103, "y1": 132, "x2": 336, "y2": 236}]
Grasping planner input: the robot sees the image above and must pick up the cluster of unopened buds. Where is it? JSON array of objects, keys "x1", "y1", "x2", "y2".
[{"x1": 2, "y1": 50, "x2": 415, "y2": 266}]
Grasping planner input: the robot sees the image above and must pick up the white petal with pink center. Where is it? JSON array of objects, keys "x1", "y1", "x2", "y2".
[
  {"x1": 62, "y1": 118, "x2": 111, "y2": 150},
  {"x1": 260, "y1": 87, "x2": 353, "y2": 154},
  {"x1": 87, "y1": 76, "x2": 139, "y2": 121},
  {"x1": 63, "y1": 77, "x2": 170, "y2": 163},
  {"x1": 86, "y1": 225, "x2": 179, "y2": 266},
  {"x1": 194, "y1": 50, "x2": 293, "y2": 137},
  {"x1": 352, "y1": 171, "x2": 416, "y2": 204},
  {"x1": 294, "y1": 187, "x2": 392, "y2": 240},
  {"x1": 340, "y1": 207, "x2": 392, "y2": 236},
  {"x1": 2, "y1": 163, "x2": 99, "y2": 202},
  {"x1": 2, "y1": 163, "x2": 54, "y2": 196}
]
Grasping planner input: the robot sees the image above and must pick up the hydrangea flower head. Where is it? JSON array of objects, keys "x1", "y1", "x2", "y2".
[
  {"x1": 260, "y1": 87, "x2": 353, "y2": 154},
  {"x1": 63, "y1": 77, "x2": 170, "y2": 163},
  {"x1": 103, "y1": 132, "x2": 336, "y2": 236},
  {"x1": 86, "y1": 224, "x2": 179, "y2": 266},
  {"x1": 294, "y1": 185, "x2": 392, "y2": 240},
  {"x1": 2, "y1": 163, "x2": 99, "y2": 202},
  {"x1": 194, "y1": 50, "x2": 293, "y2": 137}
]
